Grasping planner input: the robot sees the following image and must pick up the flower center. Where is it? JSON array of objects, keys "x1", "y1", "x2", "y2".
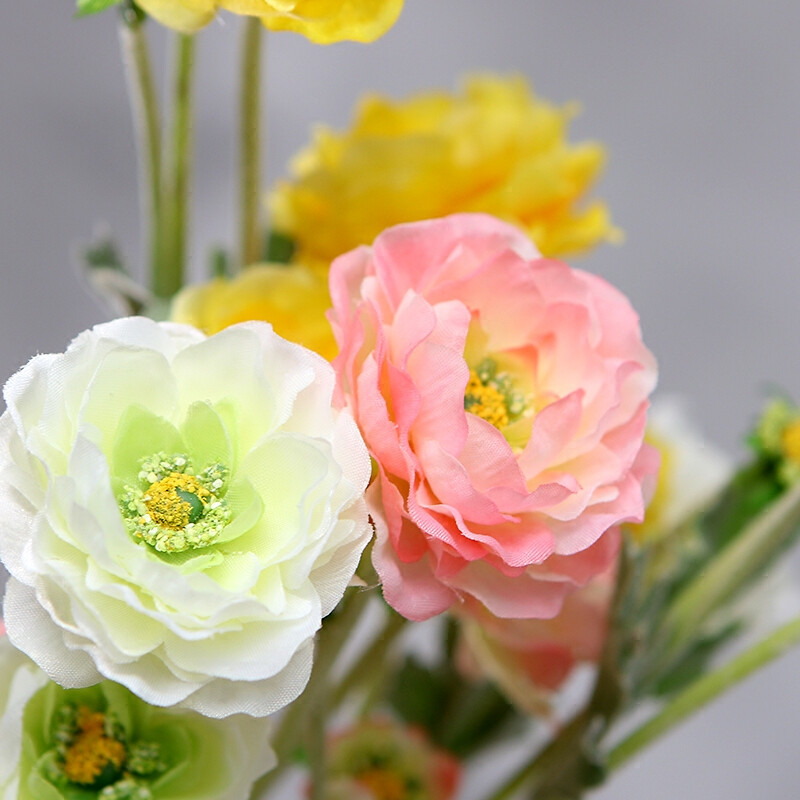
[
  {"x1": 119, "y1": 453, "x2": 231, "y2": 553},
  {"x1": 144, "y1": 473, "x2": 209, "y2": 529},
  {"x1": 62, "y1": 708, "x2": 126, "y2": 788},
  {"x1": 47, "y1": 703, "x2": 166, "y2": 799},
  {"x1": 357, "y1": 769, "x2": 409, "y2": 800},
  {"x1": 464, "y1": 358, "x2": 527, "y2": 430}
]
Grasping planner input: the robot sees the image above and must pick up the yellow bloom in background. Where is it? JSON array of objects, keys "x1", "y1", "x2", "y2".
[
  {"x1": 135, "y1": 0, "x2": 404, "y2": 40},
  {"x1": 269, "y1": 74, "x2": 620, "y2": 269},
  {"x1": 171, "y1": 264, "x2": 338, "y2": 360}
]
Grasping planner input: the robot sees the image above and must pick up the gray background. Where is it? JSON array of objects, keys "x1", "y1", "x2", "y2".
[{"x1": 2, "y1": 1, "x2": 800, "y2": 797}]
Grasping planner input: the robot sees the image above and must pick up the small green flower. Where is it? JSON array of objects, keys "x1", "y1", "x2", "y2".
[
  {"x1": 0, "y1": 636, "x2": 275, "y2": 800},
  {"x1": 754, "y1": 397, "x2": 800, "y2": 485}
]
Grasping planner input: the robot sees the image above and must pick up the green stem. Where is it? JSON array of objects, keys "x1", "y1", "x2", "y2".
[
  {"x1": 607, "y1": 615, "x2": 800, "y2": 771},
  {"x1": 330, "y1": 606, "x2": 407, "y2": 711},
  {"x1": 660, "y1": 479, "x2": 800, "y2": 662},
  {"x1": 252, "y1": 585, "x2": 374, "y2": 799},
  {"x1": 160, "y1": 32, "x2": 196, "y2": 298},
  {"x1": 118, "y1": 3, "x2": 162, "y2": 293},
  {"x1": 484, "y1": 711, "x2": 592, "y2": 800},
  {"x1": 239, "y1": 18, "x2": 264, "y2": 268}
]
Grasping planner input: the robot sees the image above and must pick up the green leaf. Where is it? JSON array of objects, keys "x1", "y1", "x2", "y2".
[
  {"x1": 75, "y1": 0, "x2": 122, "y2": 19},
  {"x1": 83, "y1": 236, "x2": 126, "y2": 272},
  {"x1": 264, "y1": 231, "x2": 296, "y2": 264},
  {"x1": 387, "y1": 656, "x2": 524, "y2": 759},
  {"x1": 650, "y1": 621, "x2": 742, "y2": 697}
]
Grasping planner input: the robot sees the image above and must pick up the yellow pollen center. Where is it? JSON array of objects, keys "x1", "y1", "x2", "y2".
[
  {"x1": 63, "y1": 709, "x2": 126, "y2": 786},
  {"x1": 782, "y1": 420, "x2": 800, "y2": 464},
  {"x1": 465, "y1": 370, "x2": 510, "y2": 429},
  {"x1": 143, "y1": 473, "x2": 209, "y2": 530},
  {"x1": 357, "y1": 769, "x2": 407, "y2": 800}
]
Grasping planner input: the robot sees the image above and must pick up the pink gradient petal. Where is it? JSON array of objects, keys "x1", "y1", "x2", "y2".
[{"x1": 331, "y1": 214, "x2": 657, "y2": 622}]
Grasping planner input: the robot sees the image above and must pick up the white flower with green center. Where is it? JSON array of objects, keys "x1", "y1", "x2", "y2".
[
  {"x1": 0, "y1": 318, "x2": 372, "y2": 718},
  {"x1": 0, "y1": 634, "x2": 275, "y2": 800}
]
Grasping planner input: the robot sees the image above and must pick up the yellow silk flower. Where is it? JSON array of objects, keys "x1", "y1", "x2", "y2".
[
  {"x1": 170, "y1": 264, "x2": 338, "y2": 360},
  {"x1": 136, "y1": 0, "x2": 404, "y2": 40},
  {"x1": 269, "y1": 74, "x2": 621, "y2": 268}
]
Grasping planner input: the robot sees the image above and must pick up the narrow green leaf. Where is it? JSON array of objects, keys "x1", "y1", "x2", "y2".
[{"x1": 75, "y1": 0, "x2": 122, "y2": 18}]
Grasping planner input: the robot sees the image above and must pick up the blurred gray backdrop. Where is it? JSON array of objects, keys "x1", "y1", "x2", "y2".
[{"x1": 2, "y1": 1, "x2": 800, "y2": 797}]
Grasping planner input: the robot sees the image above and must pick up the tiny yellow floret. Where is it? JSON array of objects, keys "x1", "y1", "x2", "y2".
[
  {"x1": 144, "y1": 473, "x2": 209, "y2": 530},
  {"x1": 465, "y1": 370, "x2": 510, "y2": 429},
  {"x1": 63, "y1": 709, "x2": 126, "y2": 786},
  {"x1": 781, "y1": 419, "x2": 800, "y2": 464}
]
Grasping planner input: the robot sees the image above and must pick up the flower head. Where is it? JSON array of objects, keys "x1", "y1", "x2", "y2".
[
  {"x1": 0, "y1": 318, "x2": 371, "y2": 717},
  {"x1": 753, "y1": 396, "x2": 800, "y2": 486},
  {"x1": 171, "y1": 264, "x2": 337, "y2": 360},
  {"x1": 329, "y1": 214, "x2": 657, "y2": 621},
  {"x1": 270, "y1": 75, "x2": 619, "y2": 270},
  {"x1": 134, "y1": 0, "x2": 403, "y2": 40},
  {"x1": 0, "y1": 633, "x2": 274, "y2": 800},
  {"x1": 456, "y1": 564, "x2": 614, "y2": 715},
  {"x1": 321, "y1": 720, "x2": 459, "y2": 800}
]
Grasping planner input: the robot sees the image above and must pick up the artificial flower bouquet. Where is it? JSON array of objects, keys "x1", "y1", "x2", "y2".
[{"x1": 2, "y1": 4, "x2": 800, "y2": 800}]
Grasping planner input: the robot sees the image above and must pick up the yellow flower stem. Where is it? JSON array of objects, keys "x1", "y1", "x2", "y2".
[
  {"x1": 160, "y1": 32, "x2": 196, "y2": 298},
  {"x1": 607, "y1": 615, "x2": 800, "y2": 771},
  {"x1": 118, "y1": 4, "x2": 163, "y2": 294},
  {"x1": 239, "y1": 18, "x2": 264, "y2": 269}
]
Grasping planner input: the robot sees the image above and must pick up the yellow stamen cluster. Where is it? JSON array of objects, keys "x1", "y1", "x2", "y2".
[
  {"x1": 63, "y1": 708, "x2": 126, "y2": 786},
  {"x1": 781, "y1": 419, "x2": 800, "y2": 464},
  {"x1": 357, "y1": 769, "x2": 408, "y2": 800},
  {"x1": 464, "y1": 370, "x2": 510, "y2": 429},
  {"x1": 143, "y1": 473, "x2": 209, "y2": 530}
]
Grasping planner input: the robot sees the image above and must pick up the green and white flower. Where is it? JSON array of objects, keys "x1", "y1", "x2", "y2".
[
  {"x1": 0, "y1": 318, "x2": 372, "y2": 718},
  {"x1": 0, "y1": 634, "x2": 274, "y2": 800}
]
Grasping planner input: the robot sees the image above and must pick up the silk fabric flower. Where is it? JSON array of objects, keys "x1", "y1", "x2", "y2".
[
  {"x1": 321, "y1": 720, "x2": 460, "y2": 800},
  {"x1": 0, "y1": 318, "x2": 371, "y2": 717},
  {"x1": 135, "y1": 0, "x2": 404, "y2": 41},
  {"x1": 329, "y1": 213, "x2": 658, "y2": 621},
  {"x1": 0, "y1": 632, "x2": 274, "y2": 800},
  {"x1": 171, "y1": 264, "x2": 337, "y2": 361},
  {"x1": 457, "y1": 564, "x2": 614, "y2": 716},
  {"x1": 270, "y1": 74, "x2": 619, "y2": 270}
]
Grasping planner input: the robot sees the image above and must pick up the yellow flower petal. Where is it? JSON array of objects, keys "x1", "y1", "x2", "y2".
[
  {"x1": 221, "y1": 0, "x2": 404, "y2": 43},
  {"x1": 270, "y1": 74, "x2": 620, "y2": 267},
  {"x1": 170, "y1": 264, "x2": 338, "y2": 360},
  {"x1": 136, "y1": 0, "x2": 217, "y2": 32}
]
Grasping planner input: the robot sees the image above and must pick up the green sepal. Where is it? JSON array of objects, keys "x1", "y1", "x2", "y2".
[{"x1": 75, "y1": 0, "x2": 122, "y2": 19}]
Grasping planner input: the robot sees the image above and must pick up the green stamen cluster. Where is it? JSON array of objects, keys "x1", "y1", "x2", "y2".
[
  {"x1": 44, "y1": 703, "x2": 166, "y2": 800},
  {"x1": 119, "y1": 452, "x2": 231, "y2": 552},
  {"x1": 464, "y1": 357, "x2": 528, "y2": 429}
]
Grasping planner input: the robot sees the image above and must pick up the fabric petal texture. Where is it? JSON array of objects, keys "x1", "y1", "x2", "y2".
[
  {"x1": 329, "y1": 213, "x2": 657, "y2": 621},
  {"x1": 0, "y1": 318, "x2": 372, "y2": 718}
]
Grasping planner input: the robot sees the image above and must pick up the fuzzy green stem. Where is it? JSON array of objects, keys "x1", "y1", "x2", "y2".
[
  {"x1": 660, "y1": 479, "x2": 800, "y2": 661},
  {"x1": 118, "y1": 4, "x2": 162, "y2": 292},
  {"x1": 160, "y1": 32, "x2": 196, "y2": 298},
  {"x1": 607, "y1": 615, "x2": 800, "y2": 771},
  {"x1": 331, "y1": 607, "x2": 407, "y2": 711},
  {"x1": 484, "y1": 711, "x2": 592, "y2": 800},
  {"x1": 239, "y1": 18, "x2": 264, "y2": 268},
  {"x1": 252, "y1": 585, "x2": 373, "y2": 799}
]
